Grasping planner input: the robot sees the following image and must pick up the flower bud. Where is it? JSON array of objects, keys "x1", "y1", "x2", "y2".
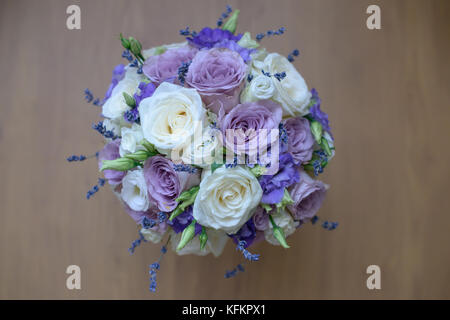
[
  {"x1": 177, "y1": 221, "x2": 196, "y2": 251},
  {"x1": 124, "y1": 149, "x2": 150, "y2": 162},
  {"x1": 310, "y1": 120, "x2": 323, "y2": 144},
  {"x1": 199, "y1": 228, "x2": 208, "y2": 250},
  {"x1": 222, "y1": 9, "x2": 240, "y2": 34},
  {"x1": 122, "y1": 92, "x2": 136, "y2": 107},
  {"x1": 100, "y1": 157, "x2": 137, "y2": 172},
  {"x1": 269, "y1": 215, "x2": 290, "y2": 248},
  {"x1": 120, "y1": 33, "x2": 130, "y2": 50},
  {"x1": 237, "y1": 32, "x2": 259, "y2": 49},
  {"x1": 320, "y1": 137, "x2": 332, "y2": 157}
]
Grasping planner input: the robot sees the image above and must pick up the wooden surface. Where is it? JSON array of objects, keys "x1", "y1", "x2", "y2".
[{"x1": 0, "y1": 0, "x2": 449, "y2": 299}]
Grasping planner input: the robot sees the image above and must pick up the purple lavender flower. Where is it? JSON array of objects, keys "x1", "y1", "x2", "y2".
[
  {"x1": 309, "y1": 88, "x2": 333, "y2": 138},
  {"x1": 104, "y1": 64, "x2": 126, "y2": 101},
  {"x1": 258, "y1": 153, "x2": 300, "y2": 204},
  {"x1": 231, "y1": 218, "x2": 256, "y2": 248},
  {"x1": 167, "y1": 206, "x2": 202, "y2": 235},
  {"x1": 187, "y1": 27, "x2": 242, "y2": 49}
]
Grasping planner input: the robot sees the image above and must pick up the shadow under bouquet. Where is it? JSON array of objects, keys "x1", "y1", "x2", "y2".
[{"x1": 69, "y1": 6, "x2": 337, "y2": 291}]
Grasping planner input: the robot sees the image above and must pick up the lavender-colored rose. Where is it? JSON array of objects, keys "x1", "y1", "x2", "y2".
[
  {"x1": 220, "y1": 99, "x2": 282, "y2": 162},
  {"x1": 143, "y1": 155, "x2": 199, "y2": 212},
  {"x1": 97, "y1": 139, "x2": 125, "y2": 185},
  {"x1": 259, "y1": 153, "x2": 300, "y2": 204},
  {"x1": 185, "y1": 48, "x2": 247, "y2": 113},
  {"x1": 283, "y1": 117, "x2": 315, "y2": 165},
  {"x1": 142, "y1": 45, "x2": 197, "y2": 85},
  {"x1": 252, "y1": 206, "x2": 269, "y2": 231},
  {"x1": 287, "y1": 170, "x2": 328, "y2": 221}
]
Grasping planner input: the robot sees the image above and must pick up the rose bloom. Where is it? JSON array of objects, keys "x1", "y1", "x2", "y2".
[
  {"x1": 142, "y1": 45, "x2": 197, "y2": 85},
  {"x1": 138, "y1": 82, "x2": 206, "y2": 155},
  {"x1": 283, "y1": 117, "x2": 315, "y2": 165},
  {"x1": 287, "y1": 170, "x2": 329, "y2": 221},
  {"x1": 252, "y1": 206, "x2": 269, "y2": 231},
  {"x1": 143, "y1": 155, "x2": 199, "y2": 212},
  {"x1": 251, "y1": 52, "x2": 311, "y2": 117},
  {"x1": 220, "y1": 99, "x2": 282, "y2": 164},
  {"x1": 97, "y1": 139, "x2": 125, "y2": 185},
  {"x1": 240, "y1": 74, "x2": 275, "y2": 102},
  {"x1": 121, "y1": 169, "x2": 151, "y2": 212},
  {"x1": 193, "y1": 166, "x2": 262, "y2": 234},
  {"x1": 181, "y1": 126, "x2": 223, "y2": 167},
  {"x1": 102, "y1": 67, "x2": 144, "y2": 120},
  {"x1": 185, "y1": 48, "x2": 247, "y2": 114}
]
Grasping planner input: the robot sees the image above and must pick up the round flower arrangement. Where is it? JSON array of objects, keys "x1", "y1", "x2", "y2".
[{"x1": 69, "y1": 6, "x2": 338, "y2": 291}]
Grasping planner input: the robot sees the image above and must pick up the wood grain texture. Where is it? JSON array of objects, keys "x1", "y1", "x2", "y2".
[{"x1": 0, "y1": 0, "x2": 449, "y2": 299}]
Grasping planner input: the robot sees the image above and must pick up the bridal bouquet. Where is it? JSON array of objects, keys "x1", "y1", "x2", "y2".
[{"x1": 69, "y1": 6, "x2": 337, "y2": 291}]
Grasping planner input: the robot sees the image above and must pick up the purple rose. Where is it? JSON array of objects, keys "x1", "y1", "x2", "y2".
[
  {"x1": 97, "y1": 139, "x2": 125, "y2": 185},
  {"x1": 287, "y1": 170, "x2": 328, "y2": 221},
  {"x1": 220, "y1": 100, "x2": 282, "y2": 162},
  {"x1": 231, "y1": 218, "x2": 256, "y2": 248},
  {"x1": 283, "y1": 117, "x2": 315, "y2": 165},
  {"x1": 259, "y1": 153, "x2": 300, "y2": 204},
  {"x1": 143, "y1": 155, "x2": 199, "y2": 212},
  {"x1": 252, "y1": 206, "x2": 269, "y2": 231},
  {"x1": 186, "y1": 48, "x2": 247, "y2": 113},
  {"x1": 167, "y1": 206, "x2": 202, "y2": 235},
  {"x1": 142, "y1": 46, "x2": 198, "y2": 85},
  {"x1": 187, "y1": 27, "x2": 242, "y2": 49}
]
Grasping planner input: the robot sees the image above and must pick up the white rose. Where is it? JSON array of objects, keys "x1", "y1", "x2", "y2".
[
  {"x1": 119, "y1": 123, "x2": 144, "y2": 156},
  {"x1": 140, "y1": 228, "x2": 165, "y2": 244},
  {"x1": 253, "y1": 52, "x2": 311, "y2": 117},
  {"x1": 264, "y1": 210, "x2": 299, "y2": 245},
  {"x1": 181, "y1": 126, "x2": 223, "y2": 167},
  {"x1": 121, "y1": 169, "x2": 150, "y2": 212},
  {"x1": 193, "y1": 166, "x2": 262, "y2": 234},
  {"x1": 139, "y1": 82, "x2": 206, "y2": 155},
  {"x1": 240, "y1": 74, "x2": 275, "y2": 102},
  {"x1": 102, "y1": 67, "x2": 143, "y2": 120},
  {"x1": 169, "y1": 229, "x2": 228, "y2": 257}
]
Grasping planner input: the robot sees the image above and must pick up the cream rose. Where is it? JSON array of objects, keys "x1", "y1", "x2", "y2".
[
  {"x1": 169, "y1": 229, "x2": 228, "y2": 257},
  {"x1": 102, "y1": 68, "x2": 143, "y2": 120},
  {"x1": 138, "y1": 82, "x2": 206, "y2": 156},
  {"x1": 121, "y1": 169, "x2": 150, "y2": 212},
  {"x1": 119, "y1": 123, "x2": 144, "y2": 156},
  {"x1": 252, "y1": 52, "x2": 311, "y2": 117},
  {"x1": 240, "y1": 74, "x2": 275, "y2": 102},
  {"x1": 193, "y1": 166, "x2": 262, "y2": 234},
  {"x1": 264, "y1": 210, "x2": 299, "y2": 245},
  {"x1": 181, "y1": 126, "x2": 223, "y2": 167}
]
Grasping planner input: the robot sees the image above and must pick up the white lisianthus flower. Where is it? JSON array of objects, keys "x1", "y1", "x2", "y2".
[
  {"x1": 170, "y1": 229, "x2": 228, "y2": 257},
  {"x1": 119, "y1": 123, "x2": 144, "y2": 157},
  {"x1": 139, "y1": 82, "x2": 206, "y2": 156},
  {"x1": 140, "y1": 228, "x2": 165, "y2": 244},
  {"x1": 240, "y1": 74, "x2": 275, "y2": 102},
  {"x1": 193, "y1": 166, "x2": 263, "y2": 234},
  {"x1": 264, "y1": 210, "x2": 299, "y2": 245},
  {"x1": 252, "y1": 52, "x2": 311, "y2": 117},
  {"x1": 181, "y1": 126, "x2": 223, "y2": 167},
  {"x1": 102, "y1": 68, "x2": 143, "y2": 120},
  {"x1": 121, "y1": 169, "x2": 150, "y2": 212},
  {"x1": 323, "y1": 131, "x2": 335, "y2": 161}
]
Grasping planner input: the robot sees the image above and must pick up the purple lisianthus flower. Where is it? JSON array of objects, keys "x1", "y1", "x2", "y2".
[
  {"x1": 287, "y1": 170, "x2": 328, "y2": 221},
  {"x1": 259, "y1": 153, "x2": 300, "y2": 204},
  {"x1": 104, "y1": 64, "x2": 126, "y2": 101},
  {"x1": 186, "y1": 48, "x2": 247, "y2": 114},
  {"x1": 309, "y1": 88, "x2": 333, "y2": 139},
  {"x1": 213, "y1": 39, "x2": 255, "y2": 63},
  {"x1": 167, "y1": 206, "x2": 202, "y2": 235},
  {"x1": 97, "y1": 139, "x2": 125, "y2": 185},
  {"x1": 231, "y1": 218, "x2": 256, "y2": 248},
  {"x1": 283, "y1": 117, "x2": 315, "y2": 165},
  {"x1": 252, "y1": 206, "x2": 269, "y2": 231},
  {"x1": 142, "y1": 46, "x2": 198, "y2": 85},
  {"x1": 187, "y1": 27, "x2": 242, "y2": 49},
  {"x1": 220, "y1": 100, "x2": 282, "y2": 163},
  {"x1": 143, "y1": 155, "x2": 200, "y2": 212},
  {"x1": 124, "y1": 82, "x2": 156, "y2": 123}
]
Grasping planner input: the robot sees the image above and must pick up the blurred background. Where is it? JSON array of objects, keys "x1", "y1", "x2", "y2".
[{"x1": 0, "y1": 0, "x2": 449, "y2": 299}]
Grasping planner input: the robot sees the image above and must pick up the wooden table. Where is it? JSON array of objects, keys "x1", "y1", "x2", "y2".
[{"x1": 0, "y1": 0, "x2": 449, "y2": 299}]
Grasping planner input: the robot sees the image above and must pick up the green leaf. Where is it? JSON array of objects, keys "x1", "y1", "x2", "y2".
[
  {"x1": 140, "y1": 139, "x2": 158, "y2": 155},
  {"x1": 222, "y1": 9, "x2": 240, "y2": 34},
  {"x1": 122, "y1": 92, "x2": 136, "y2": 107},
  {"x1": 177, "y1": 220, "x2": 196, "y2": 251}
]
